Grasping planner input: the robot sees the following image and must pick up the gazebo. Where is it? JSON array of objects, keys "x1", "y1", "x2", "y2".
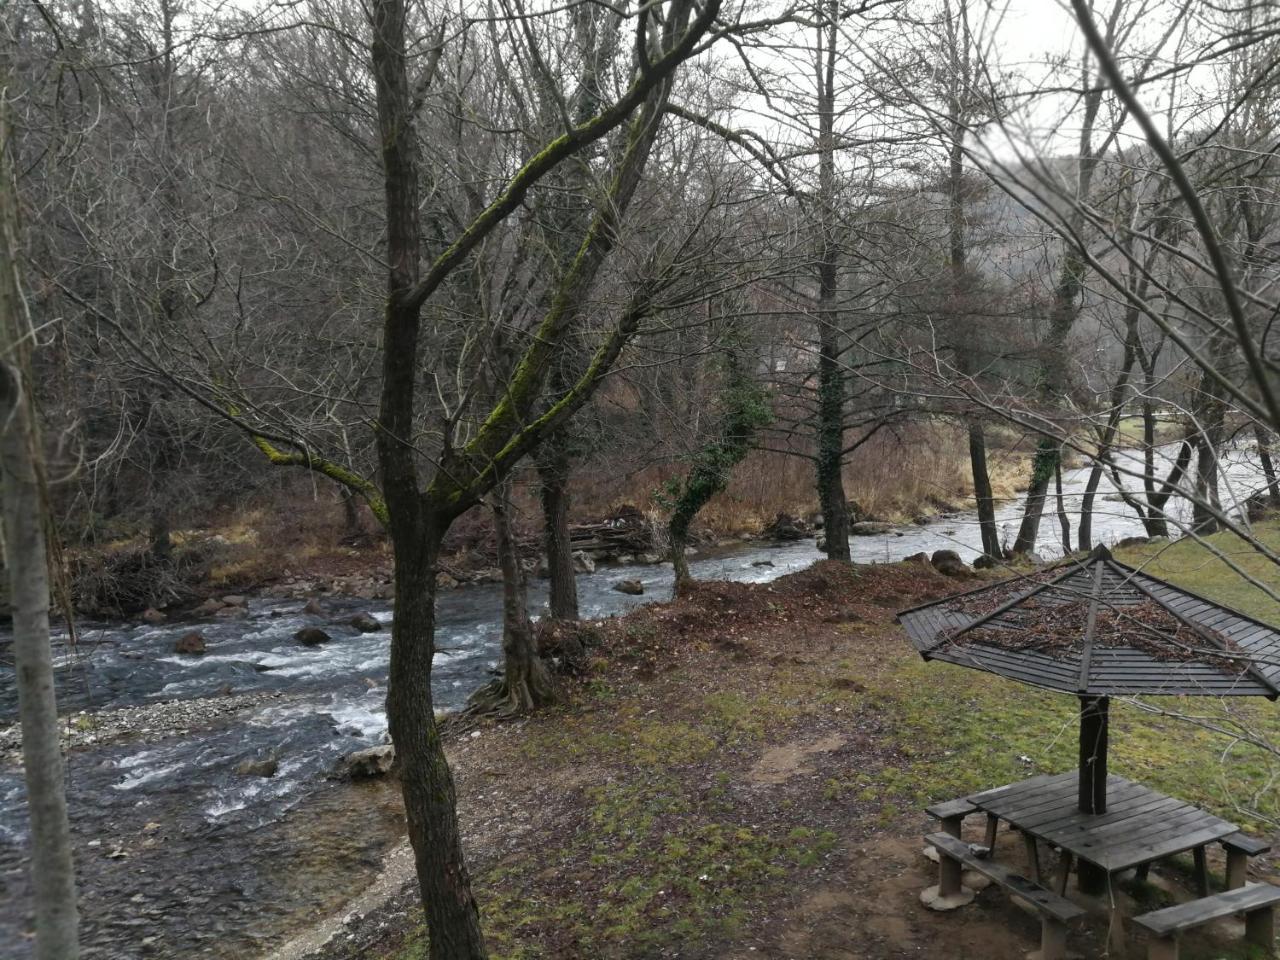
[
  {"x1": 896, "y1": 547, "x2": 1280, "y2": 942},
  {"x1": 898, "y1": 544, "x2": 1280, "y2": 820}
]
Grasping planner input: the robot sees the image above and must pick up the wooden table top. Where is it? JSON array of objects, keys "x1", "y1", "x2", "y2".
[{"x1": 967, "y1": 771, "x2": 1239, "y2": 873}]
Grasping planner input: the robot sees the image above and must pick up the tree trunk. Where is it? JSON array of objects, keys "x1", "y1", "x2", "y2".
[
  {"x1": 488, "y1": 483, "x2": 555, "y2": 712},
  {"x1": 0, "y1": 88, "x2": 80, "y2": 957},
  {"x1": 1013, "y1": 439, "x2": 1058, "y2": 555},
  {"x1": 385, "y1": 525, "x2": 488, "y2": 959},
  {"x1": 536, "y1": 437, "x2": 578, "y2": 621},
  {"x1": 1078, "y1": 461, "x2": 1104, "y2": 552},
  {"x1": 968, "y1": 423, "x2": 1002, "y2": 559},
  {"x1": 341, "y1": 486, "x2": 362, "y2": 538},
  {"x1": 816, "y1": 312, "x2": 849, "y2": 562},
  {"x1": 1192, "y1": 436, "x2": 1221, "y2": 534},
  {"x1": 814, "y1": 0, "x2": 850, "y2": 563},
  {"x1": 148, "y1": 505, "x2": 173, "y2": 562},
  {"x1": 1191, "y1": 357, "x2": 1227, "y2": 534},
  {"x1": 1257, "y1": 424, "x2": 1280, "y2": 505},
  {"x1": 1143, "y1": 439, "x2": 1192, "y2": 538},
  {"x1": 1054, "y1": 460, "x2": 1072, "y2": 554},
  {"x1": 670, "y1": 515, "x2": 693, "y2": 593}
]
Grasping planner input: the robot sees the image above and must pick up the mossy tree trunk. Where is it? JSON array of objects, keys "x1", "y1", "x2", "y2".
[
  {"x1": 1257, "y1": 424, "x2": 1280, "y2": 505},
  {"x1": 667, "y1": 328, "x2": 770, "y2": 594},
  {"x1": 473, "y1": 481, "x2": 557, "y2": 712},
  {"x1": 814, "y1": 0, "x2": 850, "y2": 563},
  {"x1": 537, "y1": 426, "x2": 579, "y2": 621}
]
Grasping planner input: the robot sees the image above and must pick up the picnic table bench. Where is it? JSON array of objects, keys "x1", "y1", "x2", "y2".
[{"x1": 923, "y1": 773, "x2": 1276, "y2": 958}]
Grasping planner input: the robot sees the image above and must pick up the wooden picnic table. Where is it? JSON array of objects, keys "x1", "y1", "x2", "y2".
[
  {"x1": 923, "y1": 771, "x2": 1276, "y2": 958},
  {"x1": 967, "y1": 770, "x2": 1240, "y2": 887}
]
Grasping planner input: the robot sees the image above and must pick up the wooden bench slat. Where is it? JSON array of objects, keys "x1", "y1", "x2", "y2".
[
  {"x1": 924, "y1": 832, "x2": 1085, "y2": 923},
  {"x1": 1132, "y1": 883, "x2": 1280, "y2": 938},
  {"x1": 1222, "y1": 832, "x2": 1271, "y2": 856},
  {"x1": 926, "y1": 799, "x2": 978, "y2": 821}
]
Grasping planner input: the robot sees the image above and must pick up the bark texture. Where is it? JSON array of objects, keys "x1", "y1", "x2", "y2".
[{"x1": 0, "y1": 89, "x2": 81, "y2": 958}]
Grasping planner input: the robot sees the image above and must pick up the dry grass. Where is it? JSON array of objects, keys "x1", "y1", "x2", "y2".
[{"x1": 566, "y1": 420, "x2": 1032, "y2": 534}]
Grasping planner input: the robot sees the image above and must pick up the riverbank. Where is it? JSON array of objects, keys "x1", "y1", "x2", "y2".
[
  {"x1": 288, "y1": 524, "x2": 1280, "y2": 960},
  {"x1": 60, "y1": 419, "x2": 1037, "y2": 621}
]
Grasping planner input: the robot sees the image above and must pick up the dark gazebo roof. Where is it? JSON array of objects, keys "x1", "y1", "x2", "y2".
[{"x1": 897, "y1": 546, "x2": 1280, "y2": 698}]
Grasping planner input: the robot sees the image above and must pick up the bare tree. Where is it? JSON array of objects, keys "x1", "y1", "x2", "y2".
[{"x1": 0, "y1": 39, "x2": 80, "y2": 958}]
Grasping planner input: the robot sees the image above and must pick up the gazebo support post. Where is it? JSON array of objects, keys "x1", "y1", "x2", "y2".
[{"x1": 1078, "y1": 695, "x2": 1110, "y2": 895}]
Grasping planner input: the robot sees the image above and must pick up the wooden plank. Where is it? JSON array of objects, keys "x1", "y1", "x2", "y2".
[
  {"x1": 1059, "y1": 804, "x2": 1225, "y2": 854},
  {"x1": 926, "y1": 798, "x2": 978, "y2": 821},
  {"x1": 1132, "y1": 884, "x2": 1280, "y2": 937},
  {"x1": 1095, "y1": 822, "x2": 1239, "y2": 872},
  {"x1": 1008, "y1": 781, "x2": 1154, "y2": 831},
  {"x1": 1222, "y1": 832, "x2": 1272, "y2": 857},
  {"x1": 1018, "y1": 788, "x2": 1175, "y2": 834}
]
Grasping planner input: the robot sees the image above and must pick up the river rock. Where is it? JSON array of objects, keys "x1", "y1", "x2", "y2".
[
  {"x1": 214, "y1": 605, "x2": 246, "y2": 619},
  {"x1": 850, "y1": 521, "x2": 894, "y2": 536},
  {"x1": 930, "y1": 549, "x2": 969, "y2": 577},
  {"x1": 613, "y1": 579, "x2": 644, "y2": 595},
  {"x1": 973, "y1": 554, "x2": 999, "y2": 570},
  {"x1": 751, "y1": 559, "x2": 775, "y2": 568},
  {"x1": 141, "y1": 608, "x2": 167, "y2": 624},
  {"x1": 639, "y1": 552, "x2": 662, "y2": 565},
  {"x1": 334, "y1": 744, "x2": 396, "y2": 780},
  {"x1": 193, "y1": 598, "x2": 225, "y2": 617},
  {"x1": 903, "y1": 552, "x2": 929, "y2": 564},
  {"x1": 174, "y1": 632, "x2": 208, "y2": 656},
  {"x1": 350, "y1": 613, "x2": 382, "y2": 633},
  {"x1": 1114, "y1": 536, "x2": 1150, "y2": 550},
  {"x1": 295, "y1": 627, "x2": 333, "y2": 647},
  {"x1": 437, "y1": 574, "x2": 459, "y2": 590},
  {"x1": 222, "y1": 595, "x2": 249, "y2": 608},
  {"x1": 571, "y1": 551, "x2": 596, "y2": 574},
  {"x1": 235, "y1": 757, "x2": 278, "y2": 778},
  {"x1": 762, "y1": 512, "x2": 806, "y2": 541},
  {"x1": 302, "y1": 598, "x2": 327, "y2": 616}
]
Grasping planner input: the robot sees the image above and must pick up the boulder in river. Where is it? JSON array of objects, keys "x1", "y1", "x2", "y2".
[
  {"x1": 973, "y1": 554, "x2": 1000, "y2": 570},
  {"x1": 850, "y1": 521, "x2": 894, "y2": 536},
  {"x1": 141, "y1": 607, "x2": 167, "y2": 624},
  {"x1": 930, "y1": 549, "x2": 970, "y2": 577},
  {"x1": 761, "y1": 512, "x2": 807, "y2": 541},
  {"x1": 751, "y1": 559, "x2": 775, "y2": 568},
  {"x1": 333, "y1": 744, "x2": 396, "y2": 780},
  {"x1": 193, "y1": 597, "x2": 225, "y2": 617},
  {"x1": 613, "y1": 579, "x2": 644, "y2": 596},
  {"x1": 302, "y1": 598, "x2": 327, "y2": 616},
  {"x1": 174, "y1": 632, "x2": 208, "y2": 656},
  {"x1": 1114, "y1": 536, "x2": 1150, "y2": 550},
  {"x1": 571, "y1": 551, "x2": 596, "y2": 574},
  {"x1": 221, "y1": 595, "x2": 249, "y2": 608},
  {"x1": 235, "y1": 757, "x2": 278, "y2": 778},
  {"x1": 295, "y1": 627, "x2": 333, "y2": 647},
  {"x1": 350, "y1": 613, "x2": 382, "y2": 633},
  {"x1": 903, "y1": 552, "x2": 929, "y2": 565}
]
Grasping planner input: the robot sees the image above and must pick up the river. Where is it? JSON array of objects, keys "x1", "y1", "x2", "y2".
[{"x1": 0, "y1": 441, "x2": 1269, "y2": 958}]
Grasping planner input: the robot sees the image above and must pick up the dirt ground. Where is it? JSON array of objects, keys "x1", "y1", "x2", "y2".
[{"x1": 284, "y1": 560, "x2": 1275, "y2": 960}]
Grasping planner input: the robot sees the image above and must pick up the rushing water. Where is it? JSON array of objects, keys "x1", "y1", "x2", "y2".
[{"x1": 0, "y1": 441, "x2": 1269, "y2": 958}]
